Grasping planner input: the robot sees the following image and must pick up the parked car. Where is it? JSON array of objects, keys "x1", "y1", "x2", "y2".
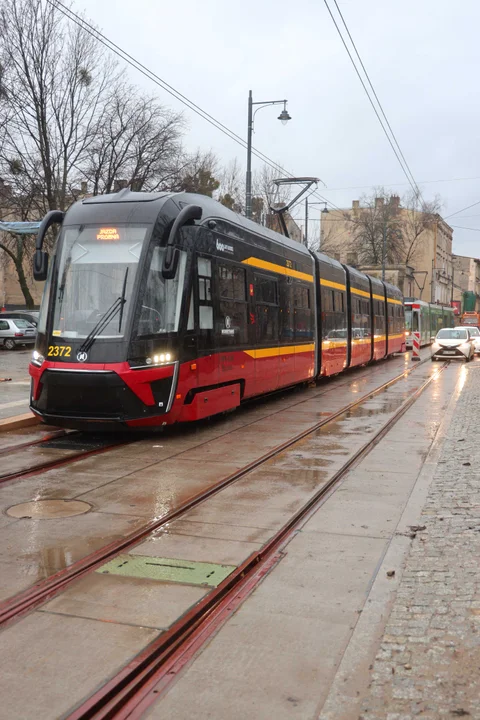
[
  {"x1": 0, "y1": 310, "x2": 39, "y2": 327},
  {"x1": 431, "y1": 327, "x2": 475, "y2": 362},
  {"x1": 0, "y1": 317, "x2": 36, "y2": 350},
  {"x1": 457, "y1": 325, "x2": 480, "y2": 355}
]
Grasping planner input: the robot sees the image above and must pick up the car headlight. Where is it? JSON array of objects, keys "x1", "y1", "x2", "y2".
[{"x1": 31, "y1": 349, "x2": 44, "y2": 367}]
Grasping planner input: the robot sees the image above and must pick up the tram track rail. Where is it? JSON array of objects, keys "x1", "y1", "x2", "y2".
[
  {"x1": 0, "y1": 354, "x2": 425, "y2": 489},
  {"x1": 0, "y1": 356, "x2": 432, "y2": 630},
  {"x1": 0, "y1": 429, "x2": 71, "y2": 459},
  {"x1": 66, "y1": 360, "x2": 448, "y2": 720},
  {"x1": 0, "y1": 433, "x2": 136, "y2": 486}
]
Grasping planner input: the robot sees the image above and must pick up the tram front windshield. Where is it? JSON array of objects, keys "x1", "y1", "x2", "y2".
[{"x1": 52, "y1": 225, "x2": 147, "y2": 339}]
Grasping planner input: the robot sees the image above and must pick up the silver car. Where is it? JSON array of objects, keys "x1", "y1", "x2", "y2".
[
  {"x1": 457, "y1": 325, "x2": 480, "y2": 354},
  {"x1": 0, "y1": 317, "x2": 37, "y2": 350},
  {"x1": 431, "y1": 327, "x2": 475, "y2": 362}
]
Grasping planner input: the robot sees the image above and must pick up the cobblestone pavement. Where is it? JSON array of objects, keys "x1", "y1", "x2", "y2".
[{"x1": 361, "y1": 364, "x2": 480, "y2": 720}]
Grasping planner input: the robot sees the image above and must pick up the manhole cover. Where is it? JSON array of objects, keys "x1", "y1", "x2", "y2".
[
  {"x1": 6, "y1": 499, "x2": 92, "y2": 519},
  {"x1": 97, "y1": 554, "x2": 236, "y2": 587}
]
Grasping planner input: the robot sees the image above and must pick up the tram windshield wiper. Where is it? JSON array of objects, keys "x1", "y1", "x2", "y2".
[{"x1": 78, "y1": 297, "x2": 125, "y2": 354}]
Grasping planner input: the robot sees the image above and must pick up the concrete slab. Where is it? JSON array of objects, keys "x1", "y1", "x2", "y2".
[
  {"x1": 156, "y1": 519, "x2": 273, "y2": 545},
  {"x1": 0, "y1": 511, "x2": 146, "y2": 602},
  {"x1": 0, "y1": 611, "x2": 158, "y2": 720},
  {"x1": 301, "y1": 490, "x2": 404, "y2": 539},
  {"x1": 183, "y1": 498, "x2": 293, "y2": 531},
  {"x1": 132, "y1": 530, "x2": 263, "y2": 566},
  {"x1": 147, "y1": 611, "x2": 348, "y2": 720},
  {"x1": 247, "y1": 530, "x2": 388, "y2": 623},
  {"x1": 41, "y1": 572, "x2": 207, "y2": 629},
  {"x1": 78, "y1": 459, "x2": 242, "y2": 517}
]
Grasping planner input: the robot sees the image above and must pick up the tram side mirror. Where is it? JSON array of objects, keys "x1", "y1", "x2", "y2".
[
  {"x1": 33, "y1": 209, "x2": 65, "y2": 281},
  {"x1": 162, "y1": 204, "x2": 203, "y2": 279},
  {"x1": 162, "y1": 246, "x2": 179, "y2": 280},
  {"x1": 33, "y1": 249, "x2": 49, "y2": 281}
]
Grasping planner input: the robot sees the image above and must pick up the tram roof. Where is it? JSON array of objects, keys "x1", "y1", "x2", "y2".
[{"x1": 73, "y1": 189, "x2": 312, "y2": 258}]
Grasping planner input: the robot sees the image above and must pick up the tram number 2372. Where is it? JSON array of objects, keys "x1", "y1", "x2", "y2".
[{"x1": 47, "y1": 345, "x2": 72, "y2": 357}]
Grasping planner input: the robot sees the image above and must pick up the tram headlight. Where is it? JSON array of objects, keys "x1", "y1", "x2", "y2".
[
  {"x1": 148, "y1": 353, "x2": 174, "y2": 366},
  {"x1": 31, "y1": 350, "x2": 45, "y2": 367}
]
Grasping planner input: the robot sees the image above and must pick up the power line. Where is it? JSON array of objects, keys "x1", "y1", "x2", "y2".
[
  {"x1": 331, "y1": 0, "x2": 419, "y2": 195},
  {"x1": 323, "y1": 175, "x2": 480, "y2": 192},
  {"x1": 48, "y1": 0, "x2": 340, "y2": 212},
  {"x1": 450, "y1": 225, "x2": 480, "y2": 233},
  {"x1": 444, "y1": 200, "x2": 480, "y2": 220},
  {"x1": 324, "y1": 0, "x2": 420, "y2": 197}
]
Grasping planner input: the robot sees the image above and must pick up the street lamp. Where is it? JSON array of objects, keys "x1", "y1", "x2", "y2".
[
  {"x1": 304, "y1": 200, "x2": 329, "y2": 247},
  {"x1": 245, "y1": 90, "x2": 291, "y2": 219}
]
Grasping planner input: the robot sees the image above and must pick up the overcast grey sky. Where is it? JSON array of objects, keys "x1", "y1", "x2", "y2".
[{"x1": 79, "y1": 0, "x2": 480, "y2": 256}]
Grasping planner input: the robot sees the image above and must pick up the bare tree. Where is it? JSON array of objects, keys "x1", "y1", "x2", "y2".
[
  {"x1": 0, "y1": 0, "x2": 117, "y2": 214},
  {"x1": 83, "y1": 83, "x2": 185, "y2": 195},
  {"x1": 171, "y1": 150, "x2": 220, "y2": 197},
  {"x1": 401, "y1": 190, "x2": 442, "y2": 265},
  {"x1": 344, "y1": 189, "x2": 442, "y2": 267},
  {"x1": 218, "y1": 158, "x2": 244, "y2": 213}
]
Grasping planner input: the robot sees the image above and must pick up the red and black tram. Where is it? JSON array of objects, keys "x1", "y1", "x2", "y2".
[{"x1": 29, "y1": 190, "x2": 406, "y2": 430}]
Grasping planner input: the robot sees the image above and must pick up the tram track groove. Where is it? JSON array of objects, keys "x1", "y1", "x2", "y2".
[
  {"x1": 0, "y1": 356, "x2": 430, "y2": 629},
  {"x1": 66, "y1": 361, "x2": 448, "y2": 720}
]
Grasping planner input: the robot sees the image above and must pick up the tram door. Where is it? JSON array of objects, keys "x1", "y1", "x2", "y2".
[{"x1": 195, "y1": 254, "x2": 218, "y2": 388}]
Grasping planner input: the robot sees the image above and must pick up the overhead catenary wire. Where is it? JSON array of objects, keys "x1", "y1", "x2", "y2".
[
  {"x1": 47, "y1": 0, "x2": 340, "y2": 213},
  {"x1": 324, "y1": 0, "x2": 421, "y2": 200},
  {"x1": 444, "y1": 200, "x2": 480, "y2": 220}
]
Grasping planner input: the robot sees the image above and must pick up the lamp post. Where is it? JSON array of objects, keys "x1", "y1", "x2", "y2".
[
  {"x1": 304, "y1": 200, "x2": 329, "y2": 247},
  {"x1": 245, "y1": 90, "x2": 291, "y2": 219}
]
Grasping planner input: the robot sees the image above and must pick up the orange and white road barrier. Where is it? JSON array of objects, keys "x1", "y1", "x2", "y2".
[{"x1": 412, "y1": 331, "x2": 420, "y2": 361}]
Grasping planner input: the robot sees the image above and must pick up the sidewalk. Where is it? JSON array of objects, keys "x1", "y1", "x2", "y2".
[
  {"x1": 0, "y1": 348, "x2": 32, "y2": 419},
  {"x1": 361, "y1": 363, "x2": 480, "y2": 719}
]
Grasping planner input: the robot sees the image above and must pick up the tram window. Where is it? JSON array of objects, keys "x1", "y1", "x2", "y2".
[
  {"x1": 199, "y1": 306, "x2": 213, "y2": 330},
  {"x1": 187, "y1": 290, "x2": 194, "y2": 331},
  {"x1": 198, "y1": 257, "x2": 211, "y2": 277},
  {"x1": 218, "y1": 263, "x2": 246, "y2": 301},
  {"x1": 294, "y1": 285, "x2": 310, "y2": 309},
  {"x1": 199, "y1": 277, "x2": 211, "y2": 302},
  {"x1": 138, "y1": 248, "x2": 187, "y2": 336},
  {"x1": 255, "y1": 275, "x2": 277, "y2": 305},
  {"x1": 197, "y1": 256, "x2": 213, "y2": 330},
  {"x1": 216, "y1": 263, "x2": 248, "y2": 345}
]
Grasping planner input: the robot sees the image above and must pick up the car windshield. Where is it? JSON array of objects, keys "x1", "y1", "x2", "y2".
[
  {"x1": 327, "y1": 329, "x2": 348, "y2": 339},
  {"x1": 461, "y1": 326, "x2": 479, "y2": 336},
  {"x1": 52, "y1": 224, "x2": 149, "y2": 339},
  {"x1": 437, "y1": 329, "x2": 468, "y2": 340}
]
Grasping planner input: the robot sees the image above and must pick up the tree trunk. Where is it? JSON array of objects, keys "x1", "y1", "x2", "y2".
[{"x1": 14, "y1": 259, "x2": 35, "y2": 308}]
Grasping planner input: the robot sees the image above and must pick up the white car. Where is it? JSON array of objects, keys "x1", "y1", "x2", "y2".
[
  {"x1": 431, "y1": 327, "x2": 475, "y2": 362},
  {"x1": 457, "y1": 325, "x2": 480, "y2": 354}
]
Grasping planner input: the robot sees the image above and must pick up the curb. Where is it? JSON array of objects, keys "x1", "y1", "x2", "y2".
[{"x1": 0, "y1": 413, "x2": 41, "y2": 432}]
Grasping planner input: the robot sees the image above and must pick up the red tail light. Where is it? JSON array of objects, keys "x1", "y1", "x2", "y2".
[{"x1": 14, "y1": 332, "x2": 24, "y2": 337}]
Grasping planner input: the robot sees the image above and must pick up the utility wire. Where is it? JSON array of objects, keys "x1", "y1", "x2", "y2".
[
  {"x1": 444, "y1": 200, "x2": 480, "y2": 220},
  {"x1": 48, "y1": 0, "x2": 339, "y2": 211},
  {"x1": 331, "y1": 0, "x2": 419, "y2": 194},
  {"x1": 450, "y1": 225, "x2": 480, "y2": 233},
  {"x1": 324, "y1": 175, "x2": 480, "y2": 192},
  {"x1": 324, "y1": 0, "x2": 421, "y2": 198}
]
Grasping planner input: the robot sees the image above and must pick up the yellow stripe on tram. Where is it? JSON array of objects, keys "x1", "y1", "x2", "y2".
[
  {"x1": 372, "y1": 293, "x2": 385, "y2": 301},
  {"x1": 387, "y1": 298, "x2": 403, "y2": 306},
  {"x1": 351, "y1": 287, "x2": 371, "y2": 299},
  {"x1": 243, "y1": 344, "x2": 315, "y2": 359},
  {"x1": 319, "y1": 278, "x2": 346, "y2": 291},
  {"x1": 242, "y1": 257, "x2": 314, "y2": 283}
]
